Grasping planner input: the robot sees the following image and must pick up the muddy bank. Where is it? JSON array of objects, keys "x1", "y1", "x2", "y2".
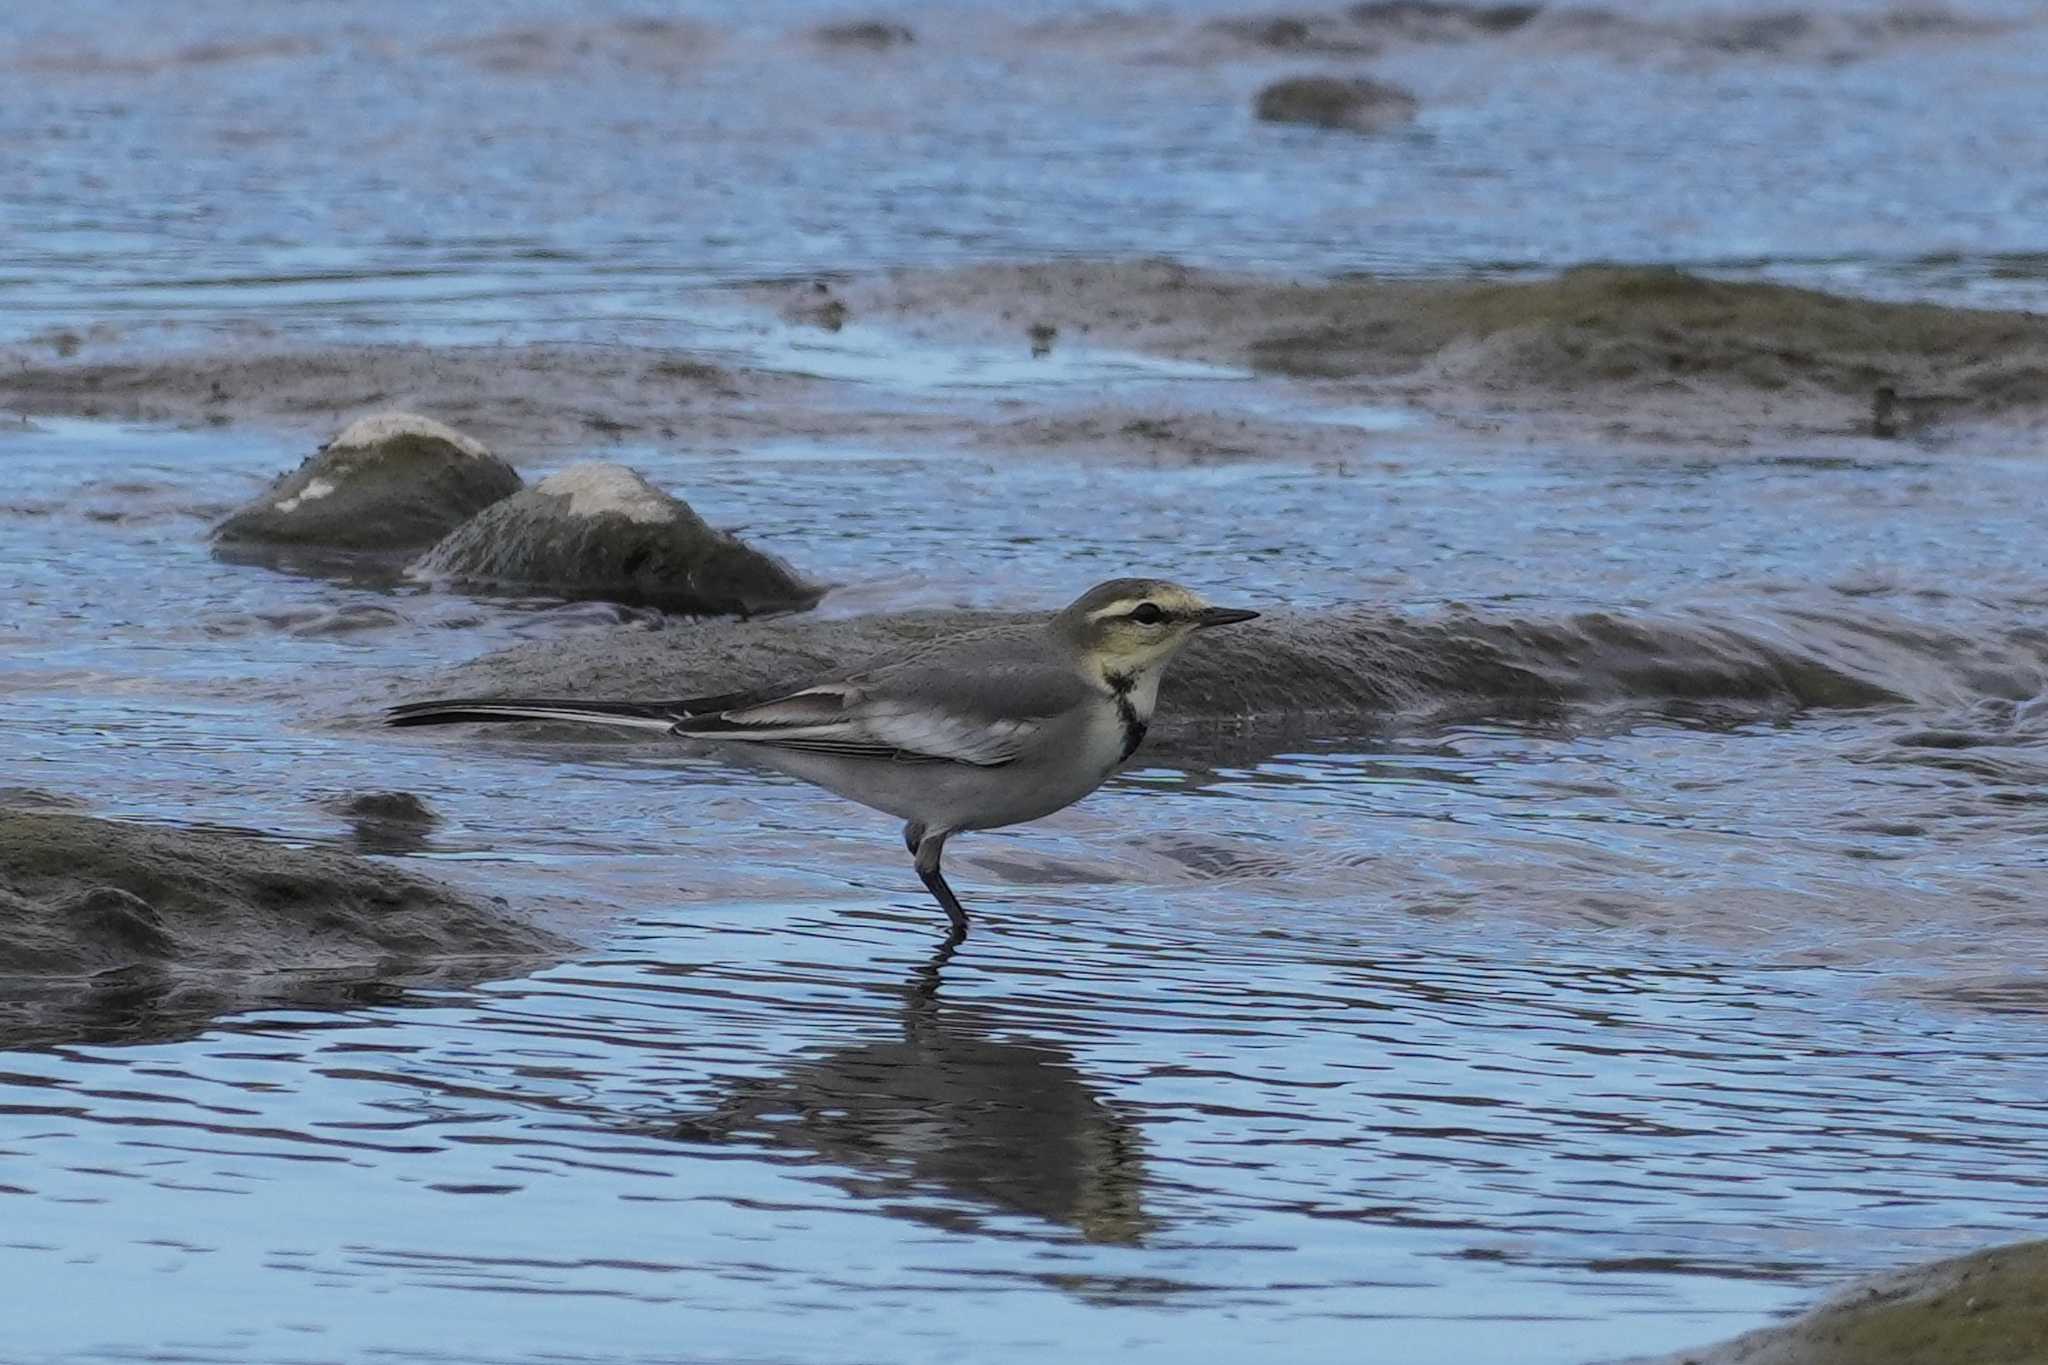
[
  {"x1": 768, "y1": 262, "x2": 2048, "y2": 442},
  {"x1": 375, "y1": 601, "x2": 2041, "y2": 754},
  {"x1": 12, "y1": 263, "x2": 2048, "y2": 452},
  {"x1": 0, "y1": 341, "x2": 818, "y2": 457},
  {"x1": 0, "y1": 806, "x2": 570, "y2": 1029},
  {"x1": 1620, "y1": 1239, "x2": 2048, "y2": 1365}
]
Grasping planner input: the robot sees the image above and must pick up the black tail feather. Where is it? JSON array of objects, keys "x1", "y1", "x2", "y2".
[{"x1": 385, "y1": 697, "x2": 697, "y2": 731}]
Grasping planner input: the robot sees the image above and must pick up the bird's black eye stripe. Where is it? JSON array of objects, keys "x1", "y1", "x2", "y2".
[{"x1": 1128, "y1": 602, "x2": 1167, "y2": 624}]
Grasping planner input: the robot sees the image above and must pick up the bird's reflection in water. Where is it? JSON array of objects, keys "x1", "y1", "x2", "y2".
[{"x1": 671, "y1": 939, "x2": 1149, "y2": 1245}]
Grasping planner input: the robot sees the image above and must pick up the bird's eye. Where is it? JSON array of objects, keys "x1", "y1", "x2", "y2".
[{"x1": 1128, "y1": 602, "x2": 1166, "y2": 625}]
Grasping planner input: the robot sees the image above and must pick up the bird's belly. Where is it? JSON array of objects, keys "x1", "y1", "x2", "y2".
[
  {"x1": 726, "y1": 712, "x2": 1126, "y2": 834},
  {"x1": 957, "y1": 709, "x2": 1127, "y2": 830}
]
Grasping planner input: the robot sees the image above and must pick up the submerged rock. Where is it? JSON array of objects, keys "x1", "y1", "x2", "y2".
[
  {"x1": 327, "y1": 790, "x2": 441, "y2": 855},
  {"x1": 214, "y1": 412, "x2": 522, "y2": 551},
  {"x1": 1254, "y1": 74, "x2": 1418, "y2": 131},
  {"x1": 410, "y1": 461, "x2": 823, "y2": 617},
  {"x1": 1622, "y1": 1238, "x2": 2048, "y2": 1365},
  {"x1": 388, "y1": 599, "x2": 1956, "y2": 757},
  {"x1": 0, "y1": 808, "x2": 566, "y2": 980},
  {"x1": 331, "y1": 790, "x2": 439, "y2": 824}
]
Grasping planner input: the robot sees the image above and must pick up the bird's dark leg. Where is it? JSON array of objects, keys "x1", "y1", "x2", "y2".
[{"x1": 909, "y1": 827, "x2": 969, "y2": 944}]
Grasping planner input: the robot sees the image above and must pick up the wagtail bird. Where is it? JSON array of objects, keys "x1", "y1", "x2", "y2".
[{"x1": 388, "y1": 578, "x2": 1258, "y2": 942}]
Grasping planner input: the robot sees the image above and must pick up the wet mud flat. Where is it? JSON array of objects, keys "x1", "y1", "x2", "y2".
[{"x1": 9, "y1": 261, "x2": 2048, "y2": 459}]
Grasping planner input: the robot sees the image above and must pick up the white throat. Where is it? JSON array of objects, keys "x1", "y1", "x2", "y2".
[{"x1": 1101, "y1": 659, "x2": 1167, "y2": 722}]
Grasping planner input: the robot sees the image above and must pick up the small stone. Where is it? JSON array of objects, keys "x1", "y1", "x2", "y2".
[
  {"x1": 333, "y1": 791, "x2": 438, "y2": 824},
  {"x1": 1254, "y1": 75, "x2": 1419, "y2": 132},
  {"x1": 812, "y1": 19, "x2": 915, "y2": 49},
  {"x1": 214, "y1": 412, "x2": 522, "y2": 552},
  {"x1": 330, "y1": 791, "x2": 440, "y2": 855}
]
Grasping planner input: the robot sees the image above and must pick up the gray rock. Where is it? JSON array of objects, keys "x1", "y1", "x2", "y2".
[
  {"x1": 410, "y1": 461, "x2": 823, "y2": 617},
  {"x1": 1254, "y1": 74, "x2": 1419, "y2": 132},
  {"x1": 213, "y1": 412, "x2": 522, "y2": 551},
  {"x1": 0, "y1": 808, "x2": 567, "y2": 981}
]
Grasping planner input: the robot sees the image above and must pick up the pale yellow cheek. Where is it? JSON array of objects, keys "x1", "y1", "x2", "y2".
[{"x1": 1098, "y1": 632, "x2": 1194, "y2": 668}]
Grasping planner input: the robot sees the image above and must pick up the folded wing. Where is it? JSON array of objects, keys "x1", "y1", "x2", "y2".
[{"x1": 676, "y1": 683, "x2": 1041, "y2": 767}]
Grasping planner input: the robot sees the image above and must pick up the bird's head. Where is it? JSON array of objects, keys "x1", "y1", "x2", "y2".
[{"x1": 1051, "y1": 578, "x2": 1259, "y2": 685}]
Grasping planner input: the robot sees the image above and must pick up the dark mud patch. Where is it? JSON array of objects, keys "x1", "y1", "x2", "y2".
[
  {"x1": 12, "y1": 34, "x2": 326, "y2": 78},
  {"x1": 427, "y1": 18, "x2": 717, "y2": 77},
  {"x1": 1625, "y1": 1238, "x2": 2048, "y2": 1365},
  {"x1": 1173, "y1": 2, "x2": 2017, "y2": 65},
  {"x1": 973, "y1": 404, "x2": 1375, "y2": 462},
  {"x1": 371, "y1": 601, "x2": 2026, "y2": 757},
  {"x1": 0, "y1": 809, "x2": 571, "y2": 1046},
  {"x1": 1198, "y1": 13, "x2": 1385, "y2": 55},
  {"x1": 1534, "y1": 3, "x2": 2015, "y2": 65},
  {"x1": 778, "y1": 261, "x2": 2048, "y2": 443},
  {"x1": 1347, "y1": 1, "x2": 1541, "y2": 40}
]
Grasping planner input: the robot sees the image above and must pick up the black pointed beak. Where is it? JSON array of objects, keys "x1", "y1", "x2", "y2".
[{"x1": 1194, "y1": 606, "x2": 1260, "y2": 628}]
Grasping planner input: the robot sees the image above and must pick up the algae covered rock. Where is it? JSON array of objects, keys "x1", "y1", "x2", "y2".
[
  {"x1": 1624, "y1": 1239, "x2": 2048, "y2": 1365},
  {"x1": 411, "y1": 461, "x2": 822, "y2": 617},
  {"x1": 214, "y1": 412, "x2": 522, "y2": 551},
  {"x1": 1254, "y1": 74, "x2": 1418, "y2": 132}
]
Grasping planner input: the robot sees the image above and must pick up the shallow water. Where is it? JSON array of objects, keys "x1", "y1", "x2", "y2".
[
  {"x1": 7, "y1": 0, "x2": 2048, "y2": 351},
  {"x1": 4, "y1": 414, "x2": 2048, "y2": 1363}
]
